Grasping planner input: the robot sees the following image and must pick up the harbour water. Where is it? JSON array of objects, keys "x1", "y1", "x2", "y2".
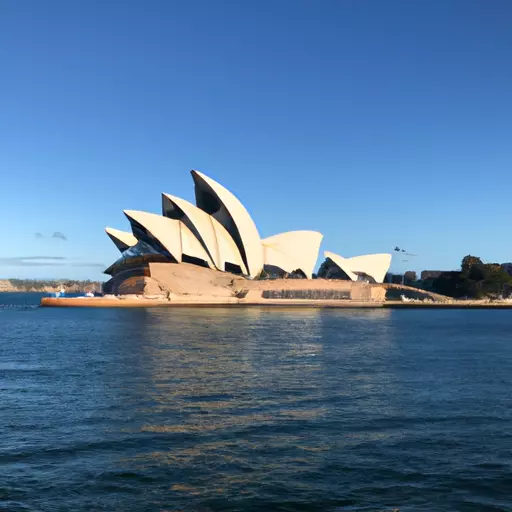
[{"x1": 1, "y1": 293, "x2": 511, "y2": 511}]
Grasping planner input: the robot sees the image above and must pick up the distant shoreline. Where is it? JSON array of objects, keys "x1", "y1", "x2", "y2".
[
  {"x1": 0, "y1": 279, "x2": 102, "y2": 294},
  {"x1": 0, "y1": 289, "x2": 97, "y2": 293}
]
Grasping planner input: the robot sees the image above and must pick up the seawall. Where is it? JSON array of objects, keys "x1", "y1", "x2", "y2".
[
  {"x1": 40, "y1": 296, "x2": 383, "y2": 308},
  {"x1": 40, "y1": 297, "x2": 512, "y2": 309}
]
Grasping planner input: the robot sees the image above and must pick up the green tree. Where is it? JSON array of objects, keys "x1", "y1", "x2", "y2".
[
  {"x1": 461, "y1": 255, "x2": 483, "y2": 273},
  {"x1": 432, "y1": 255, "x2": 512, "y2": 299}
]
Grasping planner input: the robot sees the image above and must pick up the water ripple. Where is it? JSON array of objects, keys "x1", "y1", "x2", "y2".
[{"x1": 0, "y1": 295, "x2": 511, "y2": 511}]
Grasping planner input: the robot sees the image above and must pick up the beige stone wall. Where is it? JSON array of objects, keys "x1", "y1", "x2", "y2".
[
  {"x1": 116, "y1": 276, "x2": 147, "y2": 295},
  {"x1": 241, "y1": 278, "x2": 383, "y2": 301},
  {"x1": 143, "y1": 263, "x2": 385, "y2": 302},
  {"x1": 370, "y1": 285, "x2": 386, "y2": 302},
  {"x1": 148, "y1": 262, "x2": 244, "y2": 297}
]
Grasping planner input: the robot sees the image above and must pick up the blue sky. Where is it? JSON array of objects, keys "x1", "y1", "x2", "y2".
[{"x1": 1, "y1": 0, "x2": 511, "y2": 280}]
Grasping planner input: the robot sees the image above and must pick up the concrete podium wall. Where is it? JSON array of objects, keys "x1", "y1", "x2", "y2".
[{"x1": 105, "y1": 262, "x2": 386, "y2": 303}]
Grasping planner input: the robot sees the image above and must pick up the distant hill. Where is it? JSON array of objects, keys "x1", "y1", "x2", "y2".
[{"x1": 0, "y1": 279, "x2": 103, "y2": 293}]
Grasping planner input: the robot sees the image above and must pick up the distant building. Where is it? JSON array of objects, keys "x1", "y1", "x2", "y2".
[
  {"x1": 404, "y1": 271, "x2": 417, "y2": 285},
  {"x1": 421, "y1": 270, "x2": 444, "y2": 281},
  {"x1": 391, "y1": 274, "x2": 403, "y2": 285}
]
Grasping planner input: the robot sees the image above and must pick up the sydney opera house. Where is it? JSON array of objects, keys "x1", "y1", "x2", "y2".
[{"x1": 103, "y1": 170, "x2": 392, "y2": 301}]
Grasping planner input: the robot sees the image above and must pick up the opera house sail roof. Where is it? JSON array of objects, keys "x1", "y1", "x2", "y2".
[
  {"x1": 105, "y1": 227, "x2": 137, "y2": 253},
  {"x1": 191, "y1": 170, "x2": 264, "y2": 278},
  {"x1": 319, "y1": 252, "x2": 392, "y2": 284},
  {"x1": 162, "y1": 193, "x2": 248, "y2": 275},
  {"x1": 104, "y1": 169, "x2": 392, "y2": 282},
  {"x1": 262, "y1": 231, "x2": 323, "y2": 280}
]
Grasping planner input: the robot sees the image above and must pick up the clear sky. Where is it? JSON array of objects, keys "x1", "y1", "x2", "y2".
[{"x1": 1, "y1": 0, "x2": 511, "y2": 280}]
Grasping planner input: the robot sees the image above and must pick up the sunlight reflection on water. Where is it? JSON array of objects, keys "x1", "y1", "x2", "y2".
[{"x1": 1, "y1": 302, "x2": 511, "y2": 511}]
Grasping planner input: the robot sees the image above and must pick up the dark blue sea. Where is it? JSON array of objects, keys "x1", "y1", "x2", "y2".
[{"x1": 1, "y1": 292, "x2": 511, "y2": 512}]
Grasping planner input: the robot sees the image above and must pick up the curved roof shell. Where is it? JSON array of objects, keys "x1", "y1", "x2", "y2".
[
  {"x1": 162, "y1": 193, "x2": 247, "y2": 274},
  {"x1": 105, "y1": 227, "x2": 137, "y2": 252},
  {"x1": 323, "y1": 251, "x2": 358, "y2": 281},
  {"x1": 324, "y1": 251, "x2": 392, "y2": 283},
  {"x1": 211, "y1": 219, "x2": 248, "y2": 275},
  {"x1": 262, "y1": 231, "x2": 323, "y2": 279},
  {"x1": 345, "y1": 253, "x2": 392, "y2": 284},
  {"x1": 123, "y1": 210, "x2": 213, "y2": 268},
  {"x1": 191, "y1": 170, "x2": 263, "y2": 278},
  {"x1": 179, "y1": 222, "x2": 215, "y2": 268}
]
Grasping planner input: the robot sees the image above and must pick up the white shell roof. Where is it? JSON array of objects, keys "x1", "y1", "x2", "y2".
[
  {"x1": 324, "y1": 251, "x2": 392, "y2": 283},
  {"x1": 162, "y1": 193, "x2": 247, "y2": 274},
  {"x1": 105, "y1": 227, "x2": 137, "y2": 252},
  {"x1": 124, "y1": 210, "x2": 213, "y2": 267},
  {"x1": 345, "y1": 253, "x2": 392, "y2": 284},
  {"x1": 324, "y1": 251, "x2": 358, "y2": 281},
  {"x1": 262, "y1": 231, "x2": 323, "y2": 279},
  {"x1": 192, "y1": 170, "x2": 263, "y2": 278}
]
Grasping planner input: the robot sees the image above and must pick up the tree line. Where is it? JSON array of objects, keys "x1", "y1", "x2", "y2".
[{"x1": 427, "y1": 256, "x2": 512, "y2": 299}]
